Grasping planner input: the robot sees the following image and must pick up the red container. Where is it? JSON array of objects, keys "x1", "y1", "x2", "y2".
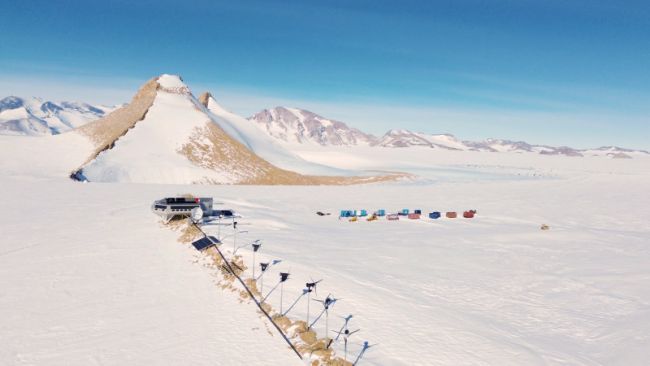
[
  {"x1": 446, "y1": 211, "x2": 457, "y2": 218},
  {"x1": 463, "y1": 211, "x2": 475, "y2": 218},
  {"x1": 407, "y1": 213, "x2": 421, "y2": 219}
]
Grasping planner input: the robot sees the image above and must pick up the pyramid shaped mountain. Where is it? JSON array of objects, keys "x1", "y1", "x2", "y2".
[{"x1": 73, "y1": 75, "x2": 402, "y2": 185}]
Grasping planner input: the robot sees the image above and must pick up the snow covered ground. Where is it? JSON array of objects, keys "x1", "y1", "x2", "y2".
[{"x1": 1, "y1": 137, "x2": 649, "y2": 365}]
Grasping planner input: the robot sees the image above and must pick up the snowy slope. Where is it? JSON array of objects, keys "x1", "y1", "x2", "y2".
[
  {"x1": 1, "y1": 144, "x2": 649, "y2": 365},
  {"x1": 249, "y1": 107, "x2": 376, "y2": 146},
  {"x1": 76, "y1": 75, "x2": 396, "y2": 185},
  {"x1": 373, "y1": 130, "x2": 587, "y2": 156},
  {"x1": 200, "y1": 93, "x2": 351, "y2": 176},
  {"x1": 581, "y1": 146, "x2": 650, "y2": 159},
  {"x1": 0, "y1": 96, "x2": 113, "y2": 136},
  {"x1": 0, "y1": 178, "x2": 302, "y2": 366},
  {"x1": 81, "y1": 75, "x2": 231, "y2": 183}
]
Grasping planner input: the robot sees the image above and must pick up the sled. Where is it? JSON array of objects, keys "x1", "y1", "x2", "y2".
[{"x1": 429, "y1": 211, "x2": 441, "y2": 219}]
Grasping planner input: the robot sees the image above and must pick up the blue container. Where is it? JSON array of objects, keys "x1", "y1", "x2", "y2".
[
  {"x1": 399, "y1": 209, "x2": 410, "y2": 216},
  {"x1": 414, "y1": 209, "x2": 422, "y2": 215},
  {"x1": 429, "y1": 211, "x2": 441, "y2": 219},
  {"x1": 360, "y1": 209, "x2": 368, "y2": 217},
  {"x1": 376, "y1": 209, "x2": 386, "y2": 216}
]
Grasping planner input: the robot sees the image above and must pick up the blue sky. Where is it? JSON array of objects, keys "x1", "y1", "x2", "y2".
[{"x1": 1, "y1": 0, "x2": 648, "y2": 148}]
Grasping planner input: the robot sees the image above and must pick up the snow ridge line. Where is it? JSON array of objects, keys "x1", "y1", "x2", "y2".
[
  {"x1": 70, "y1": 105, "x2": 154, "y2": 181},
  {"x1": 72, "y1": 77, "x2": 160, "y2": 179},
  {"x1": 192, "y1": 222, "x2": 304, "y2": 360}
]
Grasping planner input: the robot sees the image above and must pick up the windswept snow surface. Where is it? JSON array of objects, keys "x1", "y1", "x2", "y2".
[
  {"x1": 1, "y1": 136, "x2": 650, "y2": 365},
  {"x1": 0, "y1": 180, "x2": 301, "y2": 366}
]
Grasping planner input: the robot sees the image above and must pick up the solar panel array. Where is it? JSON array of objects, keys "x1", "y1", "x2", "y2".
[{"x1": 192, "y1": 236, "x2": 221, "y2": 251}]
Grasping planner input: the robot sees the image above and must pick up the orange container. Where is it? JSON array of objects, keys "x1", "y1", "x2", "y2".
[{"x1": 446, "y1": 211, "x2": 457, "y2": 218}]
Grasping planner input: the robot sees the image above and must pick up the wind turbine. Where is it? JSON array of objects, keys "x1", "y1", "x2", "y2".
[
  {"x1": 250, "y1": 240, "x2": 262, "y2": 278},
  {"x1": 353, "y1": 341, "x2": 376, "y2": 366},
  {"x1": 257, "y1": 259, "x2": 281, "y2": 301},
  {"x1": 334, "y1": 315, "x2": 353, "y2": 341},
  {"x1": 332, "y1": 325, "x2": 360, "y2": 362},
  {"x1": 310, "y1": 294, "x2": 339, "y2": 341},
  {"x1": 283, "y1": 287, "x2": 309, "y2": 317},
  {"x1": 305, "y1": 278, "x2": 322, "y2": 327},
  {"x1": 258, "y1": 262, "x2": 269, "y2": 297},
  {"x1": 261, "y1": 271, "x2": 290, "y2": 312},
  {"x1": 278, "y1": 272, "x2": 290, "y2": 314}
]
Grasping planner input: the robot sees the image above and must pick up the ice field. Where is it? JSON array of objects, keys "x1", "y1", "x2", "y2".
[{"x1": 1, "y1": 137, "x2": 649, "y2": 365}]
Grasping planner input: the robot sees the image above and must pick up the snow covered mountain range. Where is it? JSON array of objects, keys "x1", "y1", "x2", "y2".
[
  {"x1": 247, "y1": 108, "x2": 648, "y2": 158},
  {"x1": 2, "y1": 79, "x2": 647, "y2": 160},
  {"x1": 370, "y1": 130, "x2": 645, "y2": 158},
  {"x1": 5, "y1": 74, "x2": 398, "y2": 185},
  {"x1": 55, "y1": 77, "x2": 400, "y2": 185},
  {"x1": 0, "y1": 96, "x2": 115, "y2": 136},
  {"x1": 249, "y1": 107, "x2": 376, "y2": 146}
]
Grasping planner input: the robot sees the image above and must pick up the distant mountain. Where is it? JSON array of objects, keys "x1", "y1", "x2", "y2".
[
  {"x1": 581, "y1": 146, "x2": 650, "y2": 159},
  {"x1": 4, "y1": 88, "x2": 646, "y2": 162},
  {"x1": 248, "y1": 106, "x2": 377, "y2": 146},
  {"x1": 199, "y1": 93, "x2": 349, "y2": 176},
  {"x1": 0, "y1": 96, "x2": 114, "y2": 136},
  {"x1": 371, "y1": 130, "x2": 650, "y2": 158},
  {"x1": 372, "y1": 129, "x2": 466, "y2": 150},
  {"x1": 71, "y1": 74, "x2": 397, "y2": 185},
  {"x1": 246, "y1": 106, "x2": 647, "y2": 158},
  {"x1": 463, "y1": 138, "x2": 584, "y2": 156}
]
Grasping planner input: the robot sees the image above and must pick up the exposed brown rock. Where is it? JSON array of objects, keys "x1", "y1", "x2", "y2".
[
  {"x1": 197, "y1": 92, "x2": 212, "y2": 107},
  {"x1": 76, "y1": 77, "x2": 159, "y2": 164},
  {"x1": 75, "y1": 75, "x2": 408, "y2": 185},
  {"x1": 179, "y1": 122, "x2": 410, "y2": 185}
]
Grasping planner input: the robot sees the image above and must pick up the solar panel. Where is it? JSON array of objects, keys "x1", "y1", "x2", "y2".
[{"x1": 192, "y1": 236, "x2": 221, "y2": 251}]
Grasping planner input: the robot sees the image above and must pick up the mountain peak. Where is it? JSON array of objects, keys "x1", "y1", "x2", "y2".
[
  {"x1": 72, "y1": 79, "x2": 400, "y2": 185},
  {"x1": 197, "y1": 92, "x2": 213, "y2": 107},
  {"x1": 0, "y1": 96, "x2": 25, "y2": 112},
  {"x1": 154, "y1": 74, "x2": 191, "y2": 96},
  {"x1": 197, "y1": 92, "x2": 231, "y2": 115},
  {"x1": 249, "y1": 106, "x2": 376, "y2": 146},
  {"x1": 0, "y1": 95, "x2": 112, "y2": 136}
]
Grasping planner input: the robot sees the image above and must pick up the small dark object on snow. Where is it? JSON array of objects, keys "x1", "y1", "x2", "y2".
[
  {"x1": 316, "y1": 211, "x2": 331, "y2": 216},
  {"x1": 191, "y1": 236, "x2": 220, "y2": 251},
  {"x1": 463, "y1": 210, "x2": 475, "y2": 218}
]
